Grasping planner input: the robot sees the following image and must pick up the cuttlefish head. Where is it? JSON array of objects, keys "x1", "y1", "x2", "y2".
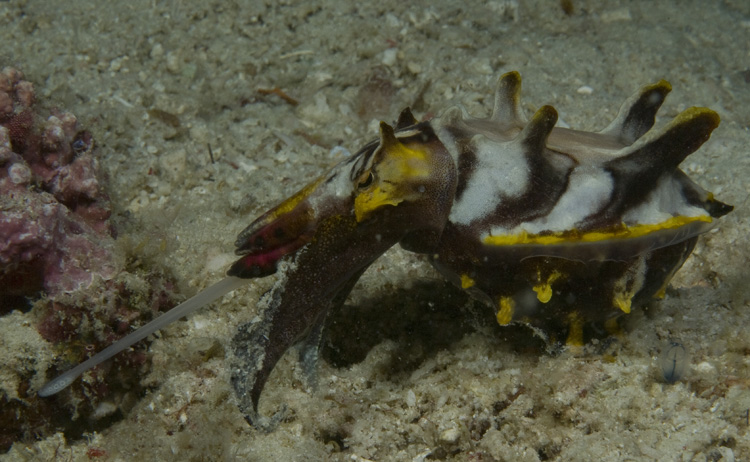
[
  {"x1": 228, "y1": 109, "x2": 456, "y2": 279},
  {"x1": 229, "y1": 109, "x2": 457, "y2": 427}
]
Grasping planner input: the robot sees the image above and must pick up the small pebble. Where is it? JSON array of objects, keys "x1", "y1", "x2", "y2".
[
  {"x1": 405, "y1": 389, "x2": 416, "y2": 407},
  {"x1": 381, "y1": 48, "x2": 397, "y2": 67},
  {"x1": 407, "y1": 61, "x2": 422, "y2": 74},
  {"x1": 440, "y1": 427, "x2": 460, "y2": 444}
]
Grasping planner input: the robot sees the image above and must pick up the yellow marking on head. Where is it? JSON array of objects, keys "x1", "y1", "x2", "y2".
[
  {"x1": 266, "y1": 177, "x2": 324, "y2": 222},
  {"x1": 354, "y1": 187, "x2": 403, "y2": 222},
  {"x1": 354, "y1": 122, "x2": 434, "y2": 222},
  {"x1": 532, "y1": 270, "x2": 563, "y2": 303},
  {"x1": 460, "y1": 274, "x2": 475, "y2": 289},
  {"x1": 566, "y1": 312, "x2": 584, "y2": 348},
  {"x1": 483, "y1": 215, "x2": 712, "y2": 247},
  {"x1": 496, "y1": 297, "x2": 515, "y2": 325}
]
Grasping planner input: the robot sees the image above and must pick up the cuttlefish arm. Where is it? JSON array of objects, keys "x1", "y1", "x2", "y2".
[
  {"x1": 229, "y1": 218, "x2": 388, "y2": 428},
  {"x1": 39, "y1": 112, "x2": 457, "y2": 430}
]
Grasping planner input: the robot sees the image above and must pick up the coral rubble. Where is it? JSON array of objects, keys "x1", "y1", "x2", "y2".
[{"x1": 0, "y1": 67, "x2": 176, "y2": 451}]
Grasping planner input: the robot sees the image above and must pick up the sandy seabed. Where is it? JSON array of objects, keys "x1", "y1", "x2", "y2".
[{"x1": 1, "y1": 1, "x2": 750, "y2": 461}]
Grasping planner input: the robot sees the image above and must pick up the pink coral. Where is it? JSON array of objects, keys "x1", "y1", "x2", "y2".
[
  {"x1": 0, "y1": 67, "x2": 113, "y2": 305},
  {"x1": 0, "y1": 67, "x2": 177, "y2": 451}
]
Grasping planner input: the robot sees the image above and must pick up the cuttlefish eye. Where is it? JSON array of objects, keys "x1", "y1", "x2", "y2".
[{"x1": 357, "y1": 171, "x2": 374, "y2": 189}]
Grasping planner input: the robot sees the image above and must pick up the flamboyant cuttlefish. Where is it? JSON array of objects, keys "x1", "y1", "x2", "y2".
[{"x1": 39, "y1": 72, "x2": 732, "y2": 428}]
